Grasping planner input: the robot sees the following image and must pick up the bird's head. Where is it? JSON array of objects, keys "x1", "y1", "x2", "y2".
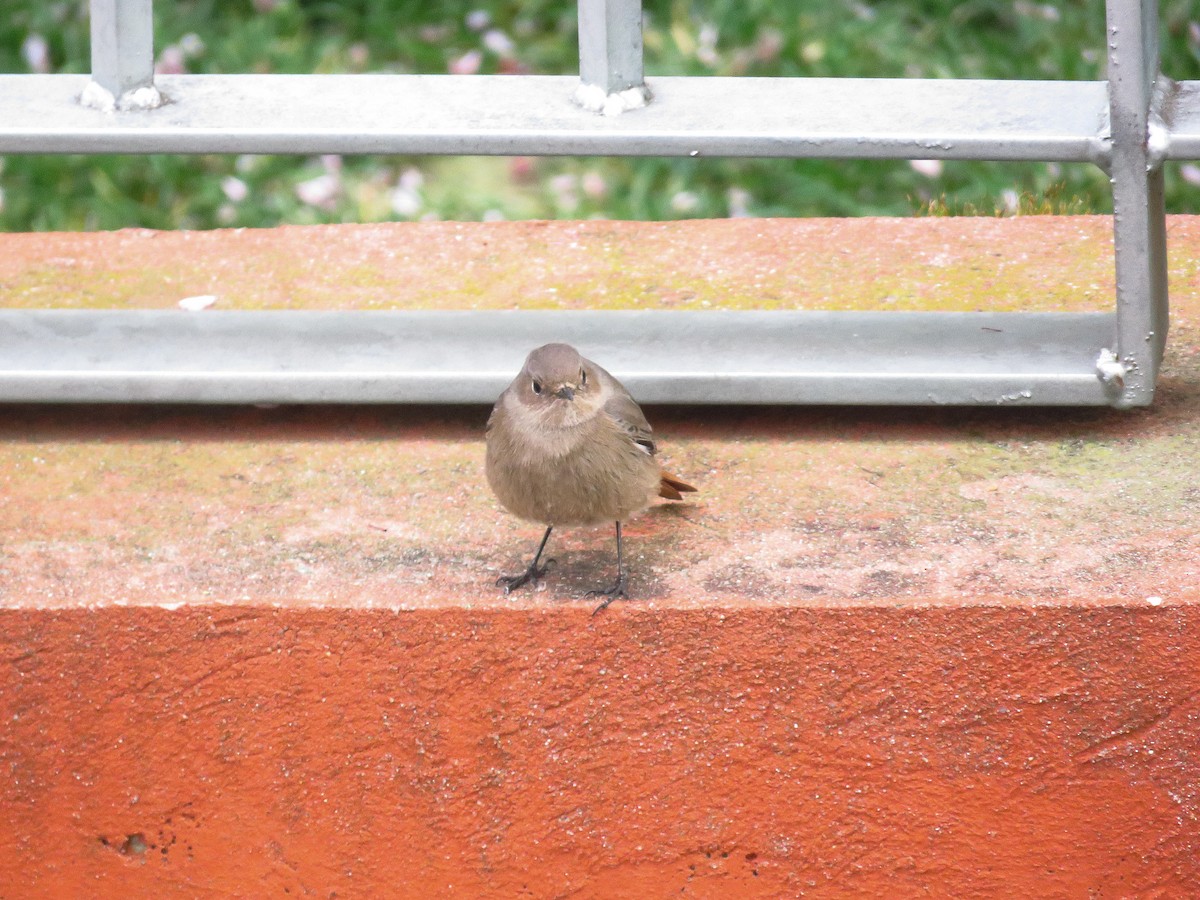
[{"x1": 516, "y1": 342, "x2": 603, "y2": 427}]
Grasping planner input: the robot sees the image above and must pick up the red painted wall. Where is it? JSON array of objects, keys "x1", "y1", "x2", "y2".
[{"x1": 3, "y1": 606, "x2": 1197, "y2": 897}]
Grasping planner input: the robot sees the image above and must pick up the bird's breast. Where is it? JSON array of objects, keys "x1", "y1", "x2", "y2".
[{"x1": 486, "y1": 410, "x2": 658, "y2": 527}]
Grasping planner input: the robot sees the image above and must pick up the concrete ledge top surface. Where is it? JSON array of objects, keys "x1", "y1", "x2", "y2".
[{"x1": 1, "y1": 216, "x2": 1199, "y2": 610}]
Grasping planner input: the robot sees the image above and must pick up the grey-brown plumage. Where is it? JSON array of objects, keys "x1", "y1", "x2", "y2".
[{"x1": 486, "y1": 342, "x2": 696, "y2": 609}]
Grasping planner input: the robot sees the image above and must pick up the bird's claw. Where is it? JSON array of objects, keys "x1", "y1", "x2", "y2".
[
  {"x1": 588, "y1": 575, "x2": 628, "y2": 615},
  {"x1": 496, "y1": 558, "x2": 556, "y2": 593}
]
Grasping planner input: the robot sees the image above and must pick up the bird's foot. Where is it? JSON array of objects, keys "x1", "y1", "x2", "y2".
[
  {"x1": 496, "y1": 558, "x2": 555, "y2": 594},
  {"x1": 588, "y1": 574, "x2": 628, "y2": 615}
]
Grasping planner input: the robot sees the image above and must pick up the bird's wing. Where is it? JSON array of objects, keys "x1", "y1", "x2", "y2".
[
  {"x1": 485, "y1": 397, "x2": 501, "y2": 436},
  {"x1": 598, "y1": 368, "x2": 657, "y2": 456},
  {"x1": 485, "y1": 379, "x2": 517, "y2": 437}
]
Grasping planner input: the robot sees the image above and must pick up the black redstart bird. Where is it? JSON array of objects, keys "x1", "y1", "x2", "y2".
[{"x1": 486, "y1": 342, "x2": 696, "y2": 611}]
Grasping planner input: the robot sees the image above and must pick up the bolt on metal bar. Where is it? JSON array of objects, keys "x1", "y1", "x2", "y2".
[
  {"x1": 1105, "y1": 0, "x2": 1170, "y2": 406},
  {"x1": 89, "y1": 0, "x2": 155, "y2": 98}
]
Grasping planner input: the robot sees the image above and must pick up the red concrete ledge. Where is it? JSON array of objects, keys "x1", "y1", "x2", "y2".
[
  {"x1": 3, "y1": 398, "x2": 1199, "y2": 607},
  {"x1": 2, "y1": 217, "x2": 1200, "y2": 895}
]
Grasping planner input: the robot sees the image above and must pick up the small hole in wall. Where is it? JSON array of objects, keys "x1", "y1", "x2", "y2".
[{"x1": 119, "y1": 833, "x2": 147, "y2": 856}]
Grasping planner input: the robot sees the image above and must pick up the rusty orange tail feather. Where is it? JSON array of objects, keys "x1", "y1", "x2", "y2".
[{"x1": 658, "y1": 472, "x2": 698, "y2": 501}]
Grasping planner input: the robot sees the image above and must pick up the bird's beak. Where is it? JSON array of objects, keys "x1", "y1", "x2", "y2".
[{"x1": 555, "y1": 386, "x2": 575, "y2": 401}]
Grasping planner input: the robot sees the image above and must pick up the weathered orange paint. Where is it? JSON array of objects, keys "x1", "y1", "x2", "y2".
[
  {"x1": 2, "y1": 218, "x2": 1200, "y2": 896},
  {"x1": 2, "y1": 606, "x2": 1199, "y2": 897}
]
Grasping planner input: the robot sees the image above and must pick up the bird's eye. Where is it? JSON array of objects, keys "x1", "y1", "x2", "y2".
[
  {"x1": 532, "y1": 380, "x2": 543, "y2": 395},
  {"x1": 580, "y1": 369, "x2": 587, "y2": 386}
]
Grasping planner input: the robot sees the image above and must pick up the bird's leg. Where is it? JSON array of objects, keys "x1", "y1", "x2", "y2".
[
  {"x1": 496, "y1": 525, "x2": 555, "y2": 593},
  {"x1": 589, "y1": 521, "x2": 628, "y2": 614}
]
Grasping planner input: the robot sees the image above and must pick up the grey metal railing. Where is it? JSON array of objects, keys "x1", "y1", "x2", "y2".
[{"x1": 0, "y1": 0, "x2": 1194, "y2": 406}]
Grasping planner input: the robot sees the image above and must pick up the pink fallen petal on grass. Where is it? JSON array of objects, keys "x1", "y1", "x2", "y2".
[
  {"x1": 910, "y1": 159, "x2": 944, "y2": 178},
  {"x1": 449, "y1": 50, "x2": 482, "y2": 75}
]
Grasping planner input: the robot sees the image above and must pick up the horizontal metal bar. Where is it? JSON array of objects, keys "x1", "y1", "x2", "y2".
[
  {"x1": 0, "y1": 74, "x2": 1110, "y2": 161},
  {"x1": 1161, "y1": 80, "x2": 1200, "y2": 159},
  {"x1": 0, "y1": 310, "x2": 1120, "y2": 406}
]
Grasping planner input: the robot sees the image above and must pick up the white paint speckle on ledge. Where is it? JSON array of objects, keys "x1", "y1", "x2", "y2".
[{"x1": 179, "y1": 294, "x2": 217, "y2": 311}]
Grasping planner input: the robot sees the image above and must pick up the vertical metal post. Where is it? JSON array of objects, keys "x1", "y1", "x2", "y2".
[
  {"x1": 576, "y1": 0, "x2": 648, "y2": 112},
  {"x1": 1105, "y1": 0, "x2": 1169, "y2": 407},
  {"x1": 90, "y1": 0, "x2": 155, "y2": 98}
]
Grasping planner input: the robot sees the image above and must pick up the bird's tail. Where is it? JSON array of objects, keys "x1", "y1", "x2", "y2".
[{"x1": 658, "y1": 471, "x2": 698, "y2": 501}]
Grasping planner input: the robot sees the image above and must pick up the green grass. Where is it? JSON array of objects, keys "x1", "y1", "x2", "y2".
[{"x1": 2, "y1": 0, "x2": 1199, "y2": 230}]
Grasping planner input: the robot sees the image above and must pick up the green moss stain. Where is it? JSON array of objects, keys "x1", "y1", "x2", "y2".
[{"x1": 2, "y1": 217, "x2": 1131, "y2": 313}]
